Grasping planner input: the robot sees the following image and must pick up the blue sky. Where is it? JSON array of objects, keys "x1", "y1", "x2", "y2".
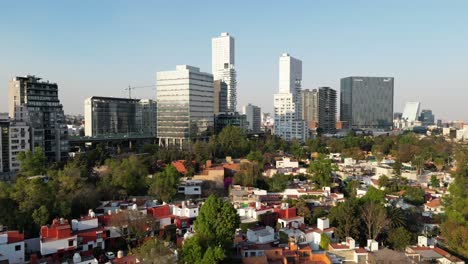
[{"x1": 1, "y1": 1, "x2": 467, "y2": 121}]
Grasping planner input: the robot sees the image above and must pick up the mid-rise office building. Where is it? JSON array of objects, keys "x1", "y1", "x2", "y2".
[
  {"x1": 214, "y1": 112, "x2": 248, "y2": 134},
  {"x1": 0, "y1": 113, "x2": 31, "y2": 181},
  {"x1": 419, "y1": 109, "x2": 435, "y2": 126},
  {"x1": 156, "y1": 65, "x2": 214, "y2": 147},
  {"x1": 402, "y1": 102, "x2": 421, "y2": 122},
  {"x1": 274, "y1": 53, "x2": 307, "y2": 142},
  {"x1": 139, "y1": 99, "x2": 157, "y2": 136},
  {"x1": 301, "y1": 89, "x2": 319, "y2": 129},
  {"x1": 318, "y1": 87, "x2": 337, "y2": 134},
  {"x1": 213, "y1": 80, "x2": 228, "y2": 115},
  {"x1": 340, "y1": 76, "x2": 394, "y2": 130},
  {"x1": 242, "y1": 104, "x2": 261, "y2": 133},
  {"x1": 8, "y1": 75, "x2": 68, "y2": 162},
  {"x1": 85, "y1": 97, "x2": 146, "y2": 137},
  {"x1": 212, "y1": 32, "x2": 237, "y2": 112}
]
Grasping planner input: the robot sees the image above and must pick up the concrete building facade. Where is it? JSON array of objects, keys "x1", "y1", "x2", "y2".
[
  {"x1": 242, "y1": 104, "x2": 261, "y2": 133},
  {"x1": 156, "y1": 65, "x2": 214, "y2": 147},
  {"x1": 301, "y1": 89, "x2": 319, "y2": 129}
]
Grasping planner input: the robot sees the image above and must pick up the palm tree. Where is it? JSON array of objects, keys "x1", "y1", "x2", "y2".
[{"x1": 387, "y1": 207, "x2": 406, "y2": 229}]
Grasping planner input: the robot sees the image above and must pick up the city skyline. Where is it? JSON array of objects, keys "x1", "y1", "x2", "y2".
[{"x1": 1, "y1": 1, "x2": 468, "y2": 121}]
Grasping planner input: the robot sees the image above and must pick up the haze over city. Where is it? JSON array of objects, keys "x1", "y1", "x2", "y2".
[{"x1": 1, "y1": 0, "x2": 467, "y2": 120}]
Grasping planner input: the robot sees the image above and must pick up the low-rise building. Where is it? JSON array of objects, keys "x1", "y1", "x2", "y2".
[
  {"x1": 0, "y1": 230, "x2": 25, "y2": 264},
  {"x1": 246, "y1": 226, "x2": 275, "y2": 244}
]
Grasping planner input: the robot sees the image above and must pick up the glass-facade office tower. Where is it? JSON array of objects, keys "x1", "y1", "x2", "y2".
[
  {"x1": 242, "y1": 103, "x2": 261, "y2": 133},
  {"x1": 274, "y1": 53, "x2": 307, "y2": 142},
  {"x1": 140, "y1": 99, "x2": 157, "y2": 136},
  {"x1": 318, "y1": 87, "x2": 337, "y2": 133},
  {"x1": 84, "y1": 97, "x2": 157, "y2": 137},
  {"x1": 156, "y1": 65, "x2": 214, "y2": 147},
  {"x1": 301, "y1": 89, "x2": 319, "y2": 129},
  {"x1": 8, "y1": 75, "x2": 68, "y2": 162},
  {"x1": 212, "y1": 32, "x2": 237, "y2": 112},
  {"x1": 419, "y1": 109, "x2": 435, "y2": 126},
  {"x1": 340, "y1": 76, "x2": 394, "y2": 130}
]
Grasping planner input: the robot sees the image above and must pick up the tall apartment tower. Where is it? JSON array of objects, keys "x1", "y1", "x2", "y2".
[
  {"x1": 212, "y1": 32, "x2": 237, "y2": 112},
  {"x1": 301, "y1": 89, "x2": 319, "y2": 129},
  {"x1": 274, "y1": 53, "x2": 307, "y2": 142},
  {"x1": 242, "y1": 104, "x2": 261, "y2": 133},
  {"x1": 318, "y1": 87, "x2": 337, "y2": 133},
  {"x1": 156, "y1": 65, "x2": 214, "y2": 147},
  {"x1": 340, "y1": 76, "x2": 394, "y2": 130},
  {"x1": 8, "y1": 75, "x2": 68, "y2": 162}
]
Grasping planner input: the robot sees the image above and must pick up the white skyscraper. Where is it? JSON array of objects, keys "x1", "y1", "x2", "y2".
[
  {"x1": 212, "y1": 32, "x2": 237, "y2": 112},
  {"x1": 274, "y1": 53, "x2": 307, "y2": 142}
]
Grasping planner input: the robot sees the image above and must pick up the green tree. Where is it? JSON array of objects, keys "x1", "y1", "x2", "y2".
[
  {"x1": 387, "y1": 227, "x2": 412, "y2": 251},
  {"x1": 308, "y1": 154, "x2": 338, "y2": 187},
  {"x1": 329, "y1": 199, "x2": 361, "y2": 240},
  {"x1": 32, "y1": 205, "x2": 49, "y2": 227},
  {"x1": 16, "y1": 147, "x2": 47, "y2": 176},
  {"x1": 378, "y1": 175, "x2": 390, "y2": 189},
  {"x1": 403, "y1": 187, "x2": 425, "y2": 206},
  {"x1": 393, "y1": 160, "x2": 402, "y2": 177},
  {"x1": 192, "y1": 141, "x2": 212, "y2": 163},
  {"x1": 430, "y1": 175, "x2": 440, "y2": 188},
  {"x1": 386, "y1": 207, "x2": 406, "y2": 229},
  {"x1": 440, "y1": 149, "x2": 468, "y2": 258},
  {"x1": 106, "y1": 155, "x2": 149, "y2": 196},
  {"x1": 266, "y1": 174, "x2": 289, "y2": 192},
  {"x1": 131, "y1": 238, "x2": 174, "y2": 264},
  {"x1": 246, "y1": 150, "x2": 264, "y2": 164},
  {"x1": 361, "y1": 186, "x2": 385, "y2": 204},
  {"x1": 149, "y1": 165, "x2": 180, "y2": 202},
  {"x1": 233, "y1": 162, "x2": 261, "y2": 187},
  {"x1": 295, "y1": 200, "x2": 312, "y2": 225},
  {"x1": 361, "y1": 201, "x2": 390, "y2": 240},
  {"x1": 434, "y1": 157, "x2": 445, "y2": 172},
  {"x1": 319, "y1": 233, "x2": 330, "y2": 250},
  {"x1": 182, "y1": 195, "x2": 240, "y2": 263},
  {"x1": 217, "y1": 125, "x2": 248, "y2": 158}
]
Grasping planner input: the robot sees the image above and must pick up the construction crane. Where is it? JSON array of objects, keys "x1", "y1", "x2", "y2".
[{"x1": 124, "y1": 85, "x2": 156, "y2": 99}]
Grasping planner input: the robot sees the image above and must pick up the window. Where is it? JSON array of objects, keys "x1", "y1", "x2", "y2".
[
  {"x1": 97, "y1": 233, "x2": 102, "y2": 239},
  {"x1": 15, "y1": 245, "x2": 21, "y2": 251},
  {"x1": 68, "y1": 239, "x2": 74, "y2": 247}
]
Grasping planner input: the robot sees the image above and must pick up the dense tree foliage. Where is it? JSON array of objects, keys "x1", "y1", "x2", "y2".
[
  {"x1": 148, "y1": 165, "x2": 180, "y2": 202},
  {"x1": 308, "y1": 154, "x2": 338, "y2": 187},
  {"x1": 441, "y1": 149, "x2": 468, "y2": 258},
  {"x1": 17, "y1": 147, "x2": 47, "y2": 176},
  {"x1": 181, "y1": 195, "x2": 240, "y2": 263}
]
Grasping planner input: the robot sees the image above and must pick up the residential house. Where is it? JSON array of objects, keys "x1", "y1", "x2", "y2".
[{"x1": 0, "y1": 230, "x2": 25, "y2": 264}]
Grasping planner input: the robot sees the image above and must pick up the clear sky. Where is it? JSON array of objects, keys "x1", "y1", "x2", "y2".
[{"x1": 1, "y1": 1, "x2": 467, "y2": 121}]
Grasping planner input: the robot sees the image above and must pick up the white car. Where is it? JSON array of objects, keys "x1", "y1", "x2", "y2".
[{"x1": 105, "y1": 252, "x2": 115, "y2": 260}]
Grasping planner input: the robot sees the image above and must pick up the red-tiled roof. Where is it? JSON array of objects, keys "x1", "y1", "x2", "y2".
[
  {"x1": 0, "y1": 231, "x2": 24, "y2": 244},
  {"x1": 171, "y1": 160, "x2": 187, "y2": 174},
  {"x1": 355, "y1": 248, "x2": 367, "y2": 254},
  {"x1": 329, "y1": 243, "x2": 350, "y2": 250},
  {"x1": 425, "y1": 198, "x2": 442, "y2": 208}
]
